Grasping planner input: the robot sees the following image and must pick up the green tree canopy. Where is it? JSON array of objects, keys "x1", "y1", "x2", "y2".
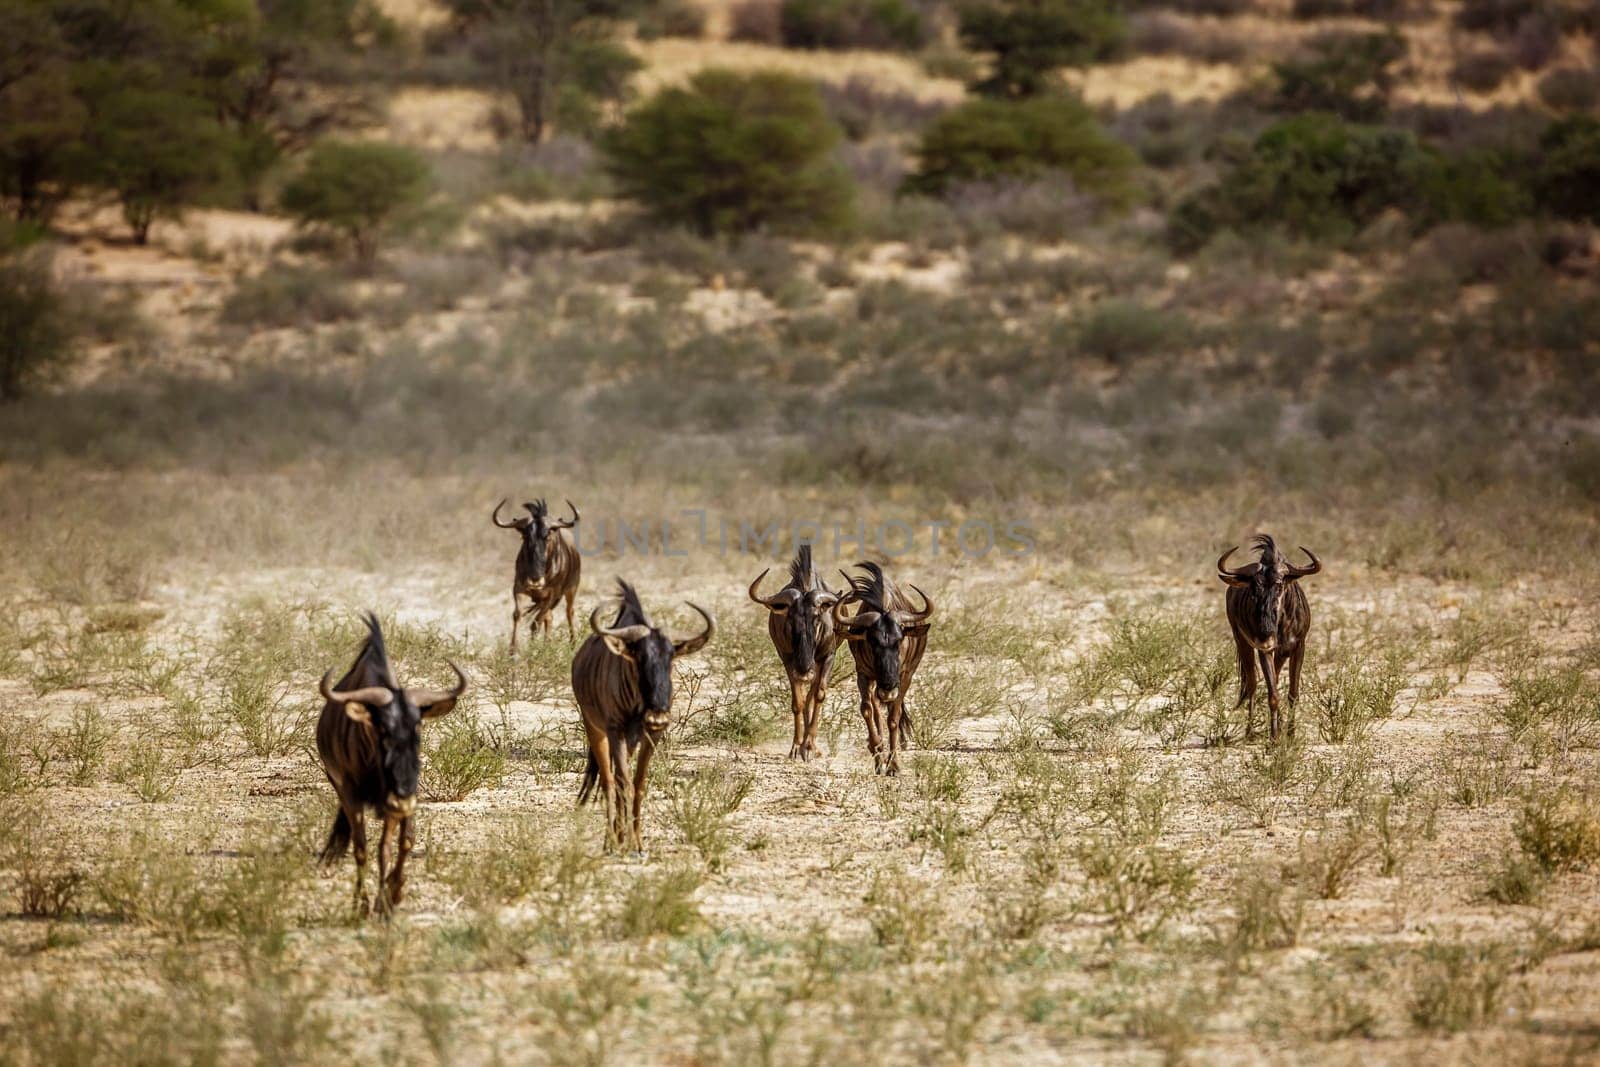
[
  {"x1": 958, "y1": 0, "x2": 1125, "y2": 99},
  {"x1": 279, "y1": 139, "x2": 430, "y2": 261},
  {"x1": 601, "y1": 68, "x2": 854, "y2": 236}
]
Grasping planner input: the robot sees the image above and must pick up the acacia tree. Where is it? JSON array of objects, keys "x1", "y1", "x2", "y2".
[
  {"x1": 86, "y1": 88, "x2": 237, "y2": 244},
  {"x1": 957, "y1": 0, "x2": 1125, "y2": 98},
  {"x1": 447, "y1": 0, "x2": 641, "y2": 143},
  {"x1": 279, "y1": 139, "x2": 429, "y2": 262}
]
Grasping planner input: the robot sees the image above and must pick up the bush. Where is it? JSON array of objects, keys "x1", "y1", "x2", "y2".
[
  {"x1": 1532, "y1": 114, "x2": 1600, "y2": 223},
  {"x1": 1171, "y1": 114, "x2": 1531, "y2": 249},
  {"x1": 1456, "y1": 0, "x2": 1537, "y2": 33},
  {"x1": 636, "y1": 0, "x2": 708, "y2": 39},
  {"x1": 220, "y1": 265, "x2": 357, "y2": 329},
  {"x1": 0, "y1": 251, "x2": 73, "y2": 401},
  {"x1": 903, "y1": 94, "x2": 1137, "y2": 204},
  {"x1": 602, "y1": 69, "x2": 853, "y2": 236},
  {"x1": 1272, "y1": 31, "x2": 1406, "y2": 122},
  {"x1": 958, "y1": 0, "x2": 1127, "y2": 99},
  {"x1": 1536, "y1": 66, "x2": 1599, "y2": 112},
  {"x1": 780, "y1": 0, "x2": 923, "y2": 51},
  {"x1": 1454, "y1": 48, "x2": 1515, "y2": 94},
  {"x1": 279, "y1": 140, "x2": 431, "y2": 262},
  {"x1": 1510, "y1": 12, "x2": 1561, "y2": 71},
  {"x1": 728, "y1": 0, "x2": 782, "y2": 42}
]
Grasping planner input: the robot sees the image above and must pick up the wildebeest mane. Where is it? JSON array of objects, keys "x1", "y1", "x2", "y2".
[
  {"x1": 1250, "y1": 533, "x2": 1279, "y2": 573},
  {"x1": 525, "y1": 498, "x2": 549, "y2": 522},
  {"x1": 613, "y1": 578, "x2": 650, "y2": 627},
  {"x1": 845, "y1": 560, "x2": 895, "y2": 613},
  {"x1": 789, "y1": 543, "x2": 816, "y2": 591},
  {"x1": 358, "y1": 612, "x2": 398, "y2": 689}
]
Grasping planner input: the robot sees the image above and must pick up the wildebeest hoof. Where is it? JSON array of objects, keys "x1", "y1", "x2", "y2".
[{"x1": 788, "y1": 744, "x2": 804, "y2": 760}]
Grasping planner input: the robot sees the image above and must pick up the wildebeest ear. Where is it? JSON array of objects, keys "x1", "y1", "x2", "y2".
[
  {"x1": 344, "y1": 702, "x2": 375, "y2": 726},
  {"x1": 602, "y1": 635, "x2": 636, "y2": 661},
  {"x1": 418, "y1": 695, "x2": 460, "y2": 721}
]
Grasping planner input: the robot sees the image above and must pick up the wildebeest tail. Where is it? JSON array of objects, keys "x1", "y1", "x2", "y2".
[
  {"x1": 320, "y1": 808, "x2": 351, "y2": 864},
  {"x1": 578, "y1": 750, "x2": 600, "y2": 805}
]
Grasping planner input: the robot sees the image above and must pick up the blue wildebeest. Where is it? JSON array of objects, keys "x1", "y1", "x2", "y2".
[
  {"x1": 1217, "y1": 534, "x2": 1322, "y2": 741},
  {"x1": 573, "y1": 580, "x2": 714, "y2": 851},
  {"x1": 748, "y1": 544, "x2": 841, "y2": 761},
  {"x1": 492, "y1": 497, "x2": 581, "y2": 650},
  {"x1": 317, "y1": 614, "x2": 466, "y2": 914},
  {"x1": 832, "y1": 561, "x2": 933, "y2": 776}
]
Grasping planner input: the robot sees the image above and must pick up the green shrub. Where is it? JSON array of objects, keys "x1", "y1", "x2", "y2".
[
  {"x1": 1417, "y1": 149, "x2": 1530, "y2": 227},
  {"x1": 958, "y1": 0, "x2": 1126, "y2": 98},
  {"x1": 1537, "y1": 67, "x2": 1600, "y2": 112},
  {"x1": 0, "y1": 251, "x2": 73, "y2": 401},
  {"x1": 1453, "y1": 48, "x2": 1515, "y2": 94},
  {"x1": 602, "y1": 69, "x2": 853, "y2": 236},
  {"x1": 780, "y1": 0, "x2": 923, "y2": 51},
  {"x1": 1533, "y1": 114, "x2": 1600, "y2": 223},
  {"x1": 280, "y1": 140, "x2": 430, "y2": 262},
  {"x1": 1272, "y1": 31, "x2": 1405, "y2": 122},
  {"x1": 221, "y1": 265, "x2": 357, "y2": 329},
  {"x1": 1455, "y1": 0, "x2": 1537, "y2": 33},
  {"x1": 1168, "y1": 114, "x2": 1428, "y2": 251},
  {"x1": 904, "y1": 94, "x2": 1137, "y2": 203}
]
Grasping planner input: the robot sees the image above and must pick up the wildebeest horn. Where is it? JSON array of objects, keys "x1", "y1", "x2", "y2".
[
  {"x1": 589, "y1": 606, "x2": 651, "y2": 644},
  {"x1": 748, "y1": 568, "x2": 801, "y2": 611},
  {"x1": 319, "y1": 669, "x2": 393, "y2": 709},
  {"x1": 672, "y1": 603, "x2": 715, "y2": 655},
  {"x1": 1216, "y1": 546, "x2": 1256, "y2": 587},
  {"x1": 551, "y1": 499, "x2": 580, "y2": 530},
  {"x1": 492, "y1": 499, "x2": 525, "y2": 530},
  {"x1": 893, "y1": 584, "x2": 934, "y2": 626},
  {"x1": 832, "y1": 598, "x2": 878, "y2": 634},
  {"x1": 409, "y1": 660, "x2": 468, "y2": 707},
  {"x1": 1285, "y1": 546, "x2": 1322, "y2": 579}
]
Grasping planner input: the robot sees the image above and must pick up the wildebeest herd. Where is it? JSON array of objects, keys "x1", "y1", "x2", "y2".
[{"x1": 313, "y1": 497, "x2": 1322, "y2": 914}]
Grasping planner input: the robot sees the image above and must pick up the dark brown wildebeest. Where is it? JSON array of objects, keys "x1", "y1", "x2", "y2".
[
  {"x1": 316, "y1": 614, "x2": 466, "y2": 915},
  {"x1": 832, "y1": 561, "x2": 933, "y2": 776},
  {"x1": 573, "y1": 580, "x2": 714, "y2": 851},
  {"x1": 1217, "y1": 534, "x2": 1322, "y2": 742},
  {"x1": 493, "y1": 497, "x2": 581, "y2": 650},
  {"x1": 748, "y1": 544, "x2": 841, "y2": 761}
]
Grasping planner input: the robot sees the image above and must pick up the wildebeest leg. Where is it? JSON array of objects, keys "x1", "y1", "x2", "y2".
[
  {"x1": 348, "y1": 805, "x2": 370, "y2": 916},
  {"x1": 585, "y1": 722, "x2": 618, "y2": 851},
  {"x1": 374, "y1": 814, "x2": 398, "y2": 916},
  {"x1": 630, "y1": 736, "x2": 656, "y2": 853},
  {"x1": 1234, "y1": 633, "x2": 1258, "y2": 740},
  {"x1": 1286, "y1": 645, "x2": 1305, "y2": 737},
  {"x1": 787, "y1": 673, "x2": 808, "y2": 760},
  {"x1": 510, "y1": 591, "x2": 526, "y2": 653},
  {"x1": 856, "y1": 672, "x2": 883, "y2": 772},
  {"x1": 1258, "y1": 650, "x2": 1282, "y2": 742},
  {"x1": 384, "y1": 815, "x2": 414, "y2": 908},
  {"x1": 884, "y1": 696, "x2": 904, "y2": 777},
  {"x1": 803, "y1": 666, "x2": 829, "y2": 760},
  {"x1": 609, "y1": 730, "x2": 632, "y2": 851},
  {"x1": 564, "y1": 588, "x2": 576, "y2": 637},
  {"x1": 538, "y1": 601, "x2": 554, "y2": 635}
]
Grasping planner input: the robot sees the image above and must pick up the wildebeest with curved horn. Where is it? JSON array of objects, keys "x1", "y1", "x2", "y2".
[
  {"x1": 748, "y1": 544, "x2": 840, "y2": 761},
  {"x1": 573, "y1": 580, "x2": 714, "y2": 851},
  {"x1": 316, "y1": 614, "x2": 466, "y2": 915},
  {"x1": 493, "y1": 497, "x2": 581, "y2": 650},
  {"x1": 832, "y1": 561, "x2": 933, "y2": 776},
  {"x1": 1217, "y1": 534, "x2": 1322, "y2": 742}
]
